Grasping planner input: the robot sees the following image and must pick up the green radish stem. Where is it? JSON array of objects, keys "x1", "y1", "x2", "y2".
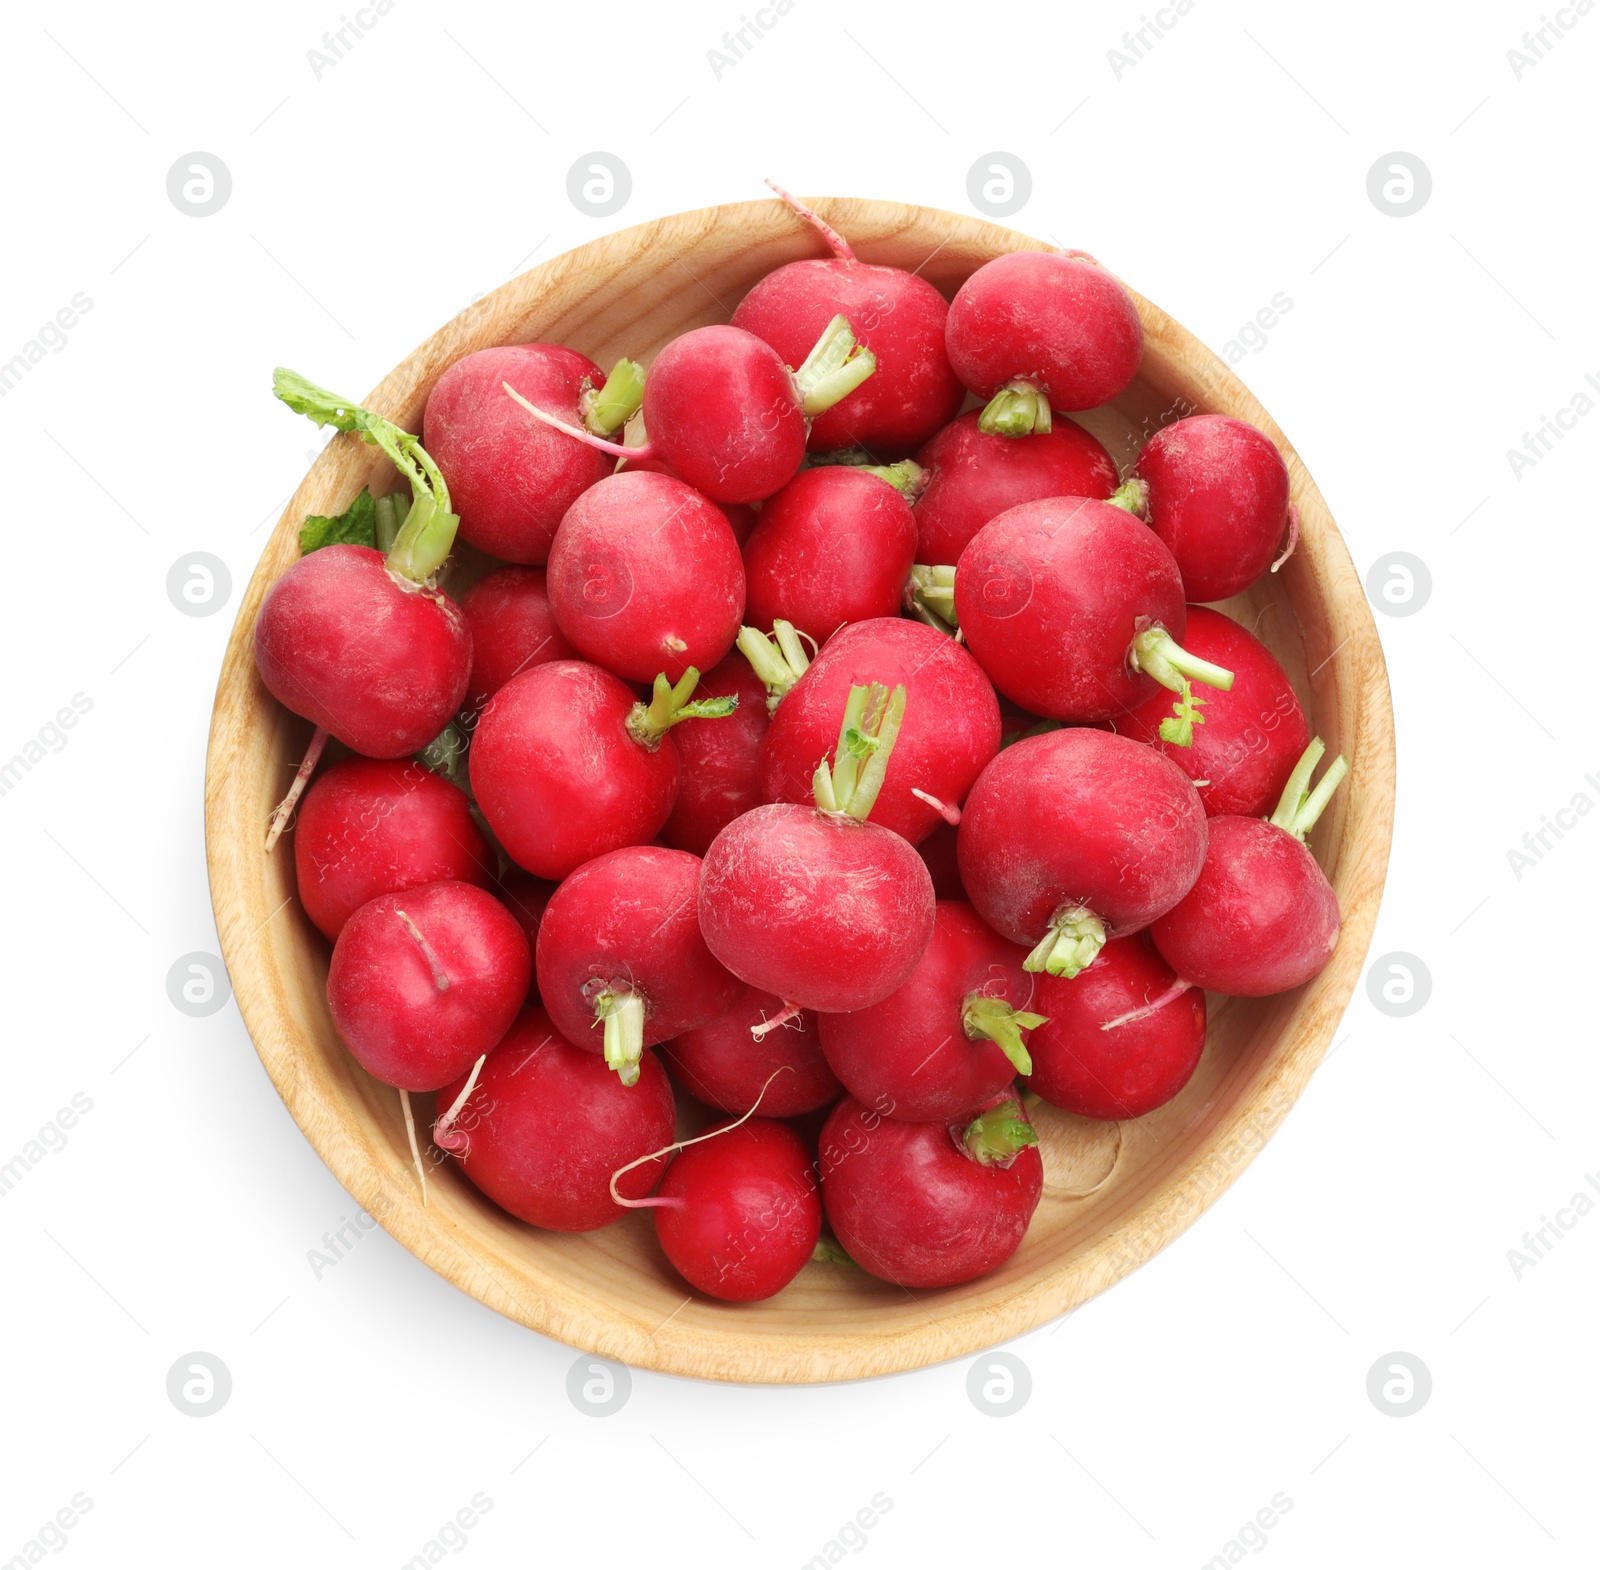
[
  {"x1": 416, "y1": 721, "x2": 468, "y2": 787},
  {"x1": 978, "y1": 379, "x2": 1053, "y2": 438},
  {"x1": 793, "y1": 315, "x2": 877, "y2": 416},
  {"x1": 1107, "y1": 477, "x2": 1150, "y2": 517},
  {"x1": 1269, "y1": 737, "x2": 1349, "y2": 841},
  {"x1": 962, "y1": 994, "x2": 1048, "y2": 1076},
  {"x1": 373, "y1": 492, "x2": 410, "y2": 553},
  {"x1": 626, "y1": 668, "x2": 739, "y2": 750},
  {"x1": 962, "y1": 1098, "x2": 1040, "y2": 1167},
  {"x1": 274, "y1": 369, "x2": 460, "y2": 582},
  {"x1": 1024, "y1": 905, "x2": 1106, "y2": 979},
  {"x1": 1129, "y1": 625, "x2": 1235, "y2": 749},
  {"x1": 905, "y1": 565, "x2": 958, "y2": 632},
  {"x1": 810, "y1": 1235, "x2": 859, "y2": 1265},
  {"x1": 812, "y1": 683, "x2": 907, "y2": 821},
  {"x1": 593, "y1": 989, "x2": 646, "y2": 1087},
  {"x1": 579, "y1": 358, "x2": 647, "y2": 437},
  {"x1": 736, "y1": 620, "x2": 813, "y2": 713},
  {"x1": 859, "y1": 459, "x2": 926, "y2": 498}
]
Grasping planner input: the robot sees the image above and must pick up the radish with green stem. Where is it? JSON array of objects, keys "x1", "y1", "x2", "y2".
[
  {"x1": 424, "y1": 345, "x2": 643, "y2": 563},
  {"x1": 699, "y1": 682, "x2": 936, "y2": 1011},
  {"x1": 728, "y1": 179, "x2": 966, "y2": 454},
  {"x1": 505, "y1": 318, "x2": 875, "y2": 504},
  {"x1": 433, "y1": 1008, "x2": 676, "y2": 1231},
  {"x1": 818, "y1": 901, "x2": 1046, "y2": 1122},
  {"x1": 1151, "y1": 738, "x2": 1348, "y2": 995},
  {"x1": 759, "y1": 617, "x2": 1001, "y2": 845},
  {"x1": 660, "y1": 985, "x2": 840, "y2": 1117},
  {"x1": 945, "y1": 249, "x2": 1144, "y2": 428},
  {"x1": 546, "y1": 469, "x2": 745, "y2": 684},
  {"x1": 953, "y1": 490, "x2": 1234, "y2": 732},
  {"x1": 660, "y1": 653, "x2": 770, "y2": 857},
  {"x1": 958, "y1": 727, "x2": 1208, "y2": 978},
  {"x1": 818, "y1": 1092, "x2": 1043, "y2": 1288},
  {"x1": 740, "y1": 465, "x2": 920, "y2": 646},
  {"x1": 911, "y1": 408, "x2": 1119, "y2": 565},
  {"x1": 255, "y1": 371, "x2": 472, "y2": 844},
  {"x1": 471, "y1": 660, "x2": 737, "y2": 881},
  {"x1": 1022, "y1": 936, "x2": 1206, "y2": 1119},
  {"x1": 534, "y1": 845, "x2": 742, "y2": 1087},
  {"x1": 326, "y1": 881, "x2": 530, "y2": 1092},
  {"x1": 293, "y1": 757, "x2": 493, "y2": 941}
]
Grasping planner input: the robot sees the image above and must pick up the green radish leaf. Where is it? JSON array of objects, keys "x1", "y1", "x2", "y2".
[{"x1": 299, "y1": 486, "x2": 377, "y2": 554}]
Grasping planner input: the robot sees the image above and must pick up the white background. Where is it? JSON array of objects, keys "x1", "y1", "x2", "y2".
[{"x1": 2, "y1": 0, "x2": 1595, "y2": 1564}]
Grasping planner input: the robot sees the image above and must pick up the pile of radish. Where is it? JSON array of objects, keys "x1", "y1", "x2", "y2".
[{"x1": 254, "y1": 184, "x2": 1348, "y2": 1303}]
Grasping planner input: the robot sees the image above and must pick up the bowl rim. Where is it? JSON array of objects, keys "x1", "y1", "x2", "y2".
[{"x1": 205, "y1": 196, "x2": 1395, "y2": 1383}]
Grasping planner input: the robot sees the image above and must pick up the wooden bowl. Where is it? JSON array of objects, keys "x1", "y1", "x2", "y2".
[{"x1": 206, "y1": 198, "x2": 1394, "y2": 1383}]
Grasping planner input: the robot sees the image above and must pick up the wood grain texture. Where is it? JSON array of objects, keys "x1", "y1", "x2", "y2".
[{"x1": 205, "y1": 197, "x2": 1395, "y2": 1383}]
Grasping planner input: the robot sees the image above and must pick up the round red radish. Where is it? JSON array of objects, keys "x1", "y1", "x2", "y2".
[
  {"x1": 741, "y1": 467, "x2": 917, "y2": 645},
  {"x1": 945, "y1": 250, "x2": 1143, "y2": 420},
  {"x1": 293, "y1": 757, "x2": 493, "y2": 941},
  {"x1": 954, "y1": 495, "x2": 1196, "y2": 723},
  {"x1": 619, "y1": 453, "x2": 758, "y2": 545},
  {"x1": 434, "y1": 1008, "x2": 675, "y2": 1231},
  {"x1": 912, "y1": 409, "x2": 1120, "y2": 565},
  {"x1": 700, "y1": 804, "x2": 934, "y2": 1012},
  {"x1": 958, "y1": 727, "x2": 1207, "y2": 976},
  {"x1": 1105, "y1": 605, "x2": 1309, "y2": 818},
  {"x1": 546, "y1": 470, "x2": 744, "y2": 684},
  {"x1": 534, "y1": 845, "x2": 742, "y2": 1085},
  {"x1": 424, "y1": 344, "x2": 630, "y2": 564},
  {"x1": 653, "y1": 1118, "x2": 822, "y2": 1301},
  {"x1": 760, "y1": 617, "x2": 1000, "y2": 845},
  {"x1": 661, "y1": 654, "x2": 769, "y2": 857},
  {"x1": 493, "y1": 871, "x2": 556, "y2": 1000},
  {"x1": 458, "y1": 565, "x2": 573, "y2": 716},
  {"x1": 1151, "y1": 816, "x2": 1340, "y2": 995},
  {"x1": 730, "y1": 242, "x2": 963, "y2": 453},
  {"x1": 254, "y1": 544, "x2": 470, "y2": 757},
  {"x1": 1023, "y1": 936, "x2": 1206, "y2": 1119},
  {"x1": 1133, "y1": 415, "x2": 1290, "y2": 601},
  {"x1": 471, "y1": 660, "x2": 710, "y2": 882},
  {"x1": 661, "y1": 985, "x2": 840, "y2": 1116},
  {"x1": 818, "y1": 902, "x2": 1042, "y2": 1123},
  {"x1": 326, "y1": 881, "x2": 530, "y2": 1091},
  {"x1": 819, "y1": 1094, "x2": 1042, "y2": 1288}
]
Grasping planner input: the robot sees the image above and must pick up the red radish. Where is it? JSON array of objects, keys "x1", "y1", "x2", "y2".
[
  {"x1": 916, "y1": 821, "x2": 965, "y2": 900},
  {"x1": 493, "y1": 871, "x2": 556, "y2": 1000},
  {"x1": 546, "y1": 470, "x2": 745, "y2": 684},
  {"x1": 648, "y1": 1118, "x2": 822, "y2": 1301},
  {"x1": 535, "y1": 845, "x2": 742, "y2": 1085},
  {"x1": 507, "y1": 318, "x2": 876, "y2": 505},
  {"x1": 953, "y1": 492, "x2": 1234, "y2": 730},
  {"x1": 471, "y1": 660, "x2": 735, "y2": 881},
  {"x1": 617, "y1": 452, "x2": 757, "y2": 545},
  {"x1": 728, "y1": 180, "x2": 965, "y2": 454},
  {"x1": 434, "y1": 1008, "x2": 675, "y2": 1231},
  {"x1": 1022, "y1": 936, "x2": 1206, "y2": 1119},
  {"x1": 661, "y1": 985, "x2": 840, "y2": 1116},
  {"x1": 819, "y1": 1093, "x2": 1042, "y2": 1288},
  {"x1": 1152, "y1": 739, "x2": 1347, "y2": 995},
  {"x1": 458, "y1": 566, "x2": 573, "y2": 716},
  {"x1": 293, "y1": 757, "x2": 493, "y2": 940},
  {"x1": 911, "y1": 409, "x2": 1120, "y2": 566},
  {"x1": 326, "y1": 881, "x2": 530, "y2": 1091},
  {"x1": 760, "y1": 617, "x2": 1001, "y2": 845},
  {"x1": 424, "y1": 344, "x2": 643, "y2": 563},
  {"x1": 257, "y1": 372, "x2": 472, "y2": 845},
  {"x1": 818, "y1": 901, "x2": 1044, "y2": 1122},
  {"x1": 1132, "y1": 415, "x2": 1291, "y2": 601},
  {"x1": 740, "y1": 465, "x2": 920, "y2": 646},
  {"x1": 945, "y1": 250, "x2": 1143, "y2": 429},
  {"x1": 699, "y1": 682, "x2": 936, "y2": 1011},
  {"x1": 661, "y1": 653, "x2": 769, "y2": 857},
  {"x1": 1105, "y1": 605, "x2": 1310, "y2": 818},
  {"x1": 958, "y1": 727, "x2": 1207, "y2": 977}
]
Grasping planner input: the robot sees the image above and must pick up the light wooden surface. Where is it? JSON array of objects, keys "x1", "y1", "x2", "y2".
[{"x1": 205, "y1": 198, "x2": 1395, "y2": 1383}]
